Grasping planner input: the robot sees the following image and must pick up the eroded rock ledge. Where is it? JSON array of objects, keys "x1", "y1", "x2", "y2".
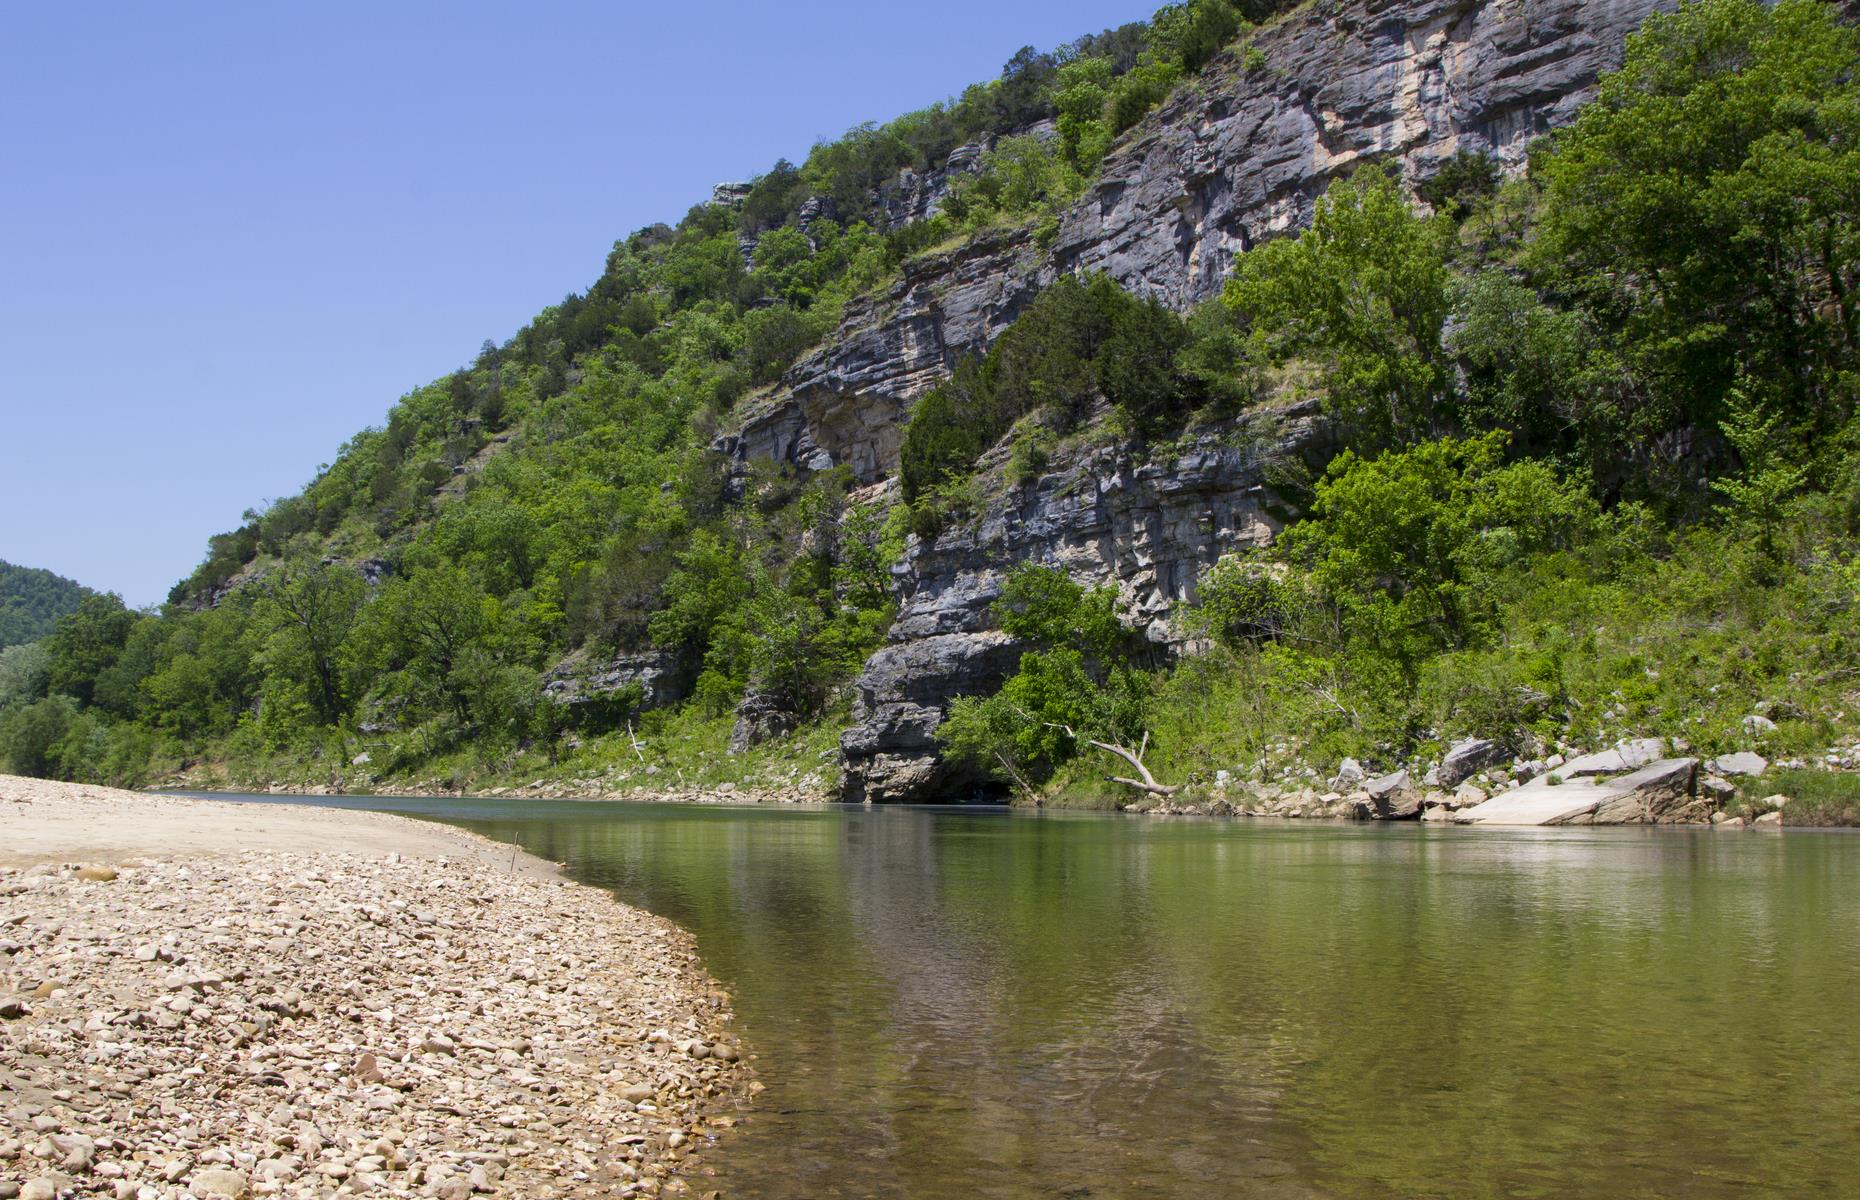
[{"x1": 843, "y1": 402, "x2": 1332, "y2": 803}]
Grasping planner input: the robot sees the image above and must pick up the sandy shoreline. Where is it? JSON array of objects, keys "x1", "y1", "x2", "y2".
[
  {"x1": 0, "y1": 782, "x2": 568, "y2": 877},
  {"x1": 178, "y1": 781, "x2": 820, "y2": 809},
  {"x1": 0, "y1": 776, "x2": 750, "y2": 1199}
]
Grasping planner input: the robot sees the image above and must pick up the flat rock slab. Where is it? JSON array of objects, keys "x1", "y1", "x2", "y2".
[
  {"x1": 1452, "y1": 780, "x2": 1614, "y2": 826},
  {"x1": 1456, "y1": 759, "x2": 1699, "y2": 826},
  {"x1": 1558, "y1": 738, "x2": 1666, "y2": 779}
]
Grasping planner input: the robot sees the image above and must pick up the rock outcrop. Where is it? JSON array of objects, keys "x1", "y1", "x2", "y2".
[
  {"x1": 1365, "y1": 769, "x2": 1422, "y2": 819},
  {"x1": 841, "y1": 631, "x2": 1024, "y2": 803},
  {"x1": 766, "y1": 226, "x2": 1047, "y2": 482},
  {"x1": 729, "y1": 689, "x2": 800, "y2": 754},
  {"x1": 1434, "y1": 737, "x2": 1510, "y2": 788},
  {"x1": 1556, "y1": 737, "x2": 1666, "y2": 778},
  {"x1": 842, "y1": 403, "x2": 1331, "y2": 803},
  {"x1": 542, "y1": 649, "x2": 692, "y2": 712},
  {"x1": 730, "y1": 0, "x2": 1681, "y2": 801},
  {"x1": 745, "y1": 0, "x2": 1678, "y2": 492},
  {"x1": 1053, "y1": 0, "x2": 1682, "y2": 304}
]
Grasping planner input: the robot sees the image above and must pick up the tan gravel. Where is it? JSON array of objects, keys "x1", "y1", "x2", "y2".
[
  {"x1": 0, "y1": 777, "x2": 752, "y2": 1199},
  {"x1": 0, "y1": 781, "x2": 561, "y2": 878}
]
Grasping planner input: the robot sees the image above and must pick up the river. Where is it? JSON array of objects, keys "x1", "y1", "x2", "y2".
[{"x1": 201, "y1": 795, "x2": 1860, "y2": 1198}]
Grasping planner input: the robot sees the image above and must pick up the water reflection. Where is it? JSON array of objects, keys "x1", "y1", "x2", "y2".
[{"x1": 194, "y1": 795, "x2": 1860, "y2": 1199}]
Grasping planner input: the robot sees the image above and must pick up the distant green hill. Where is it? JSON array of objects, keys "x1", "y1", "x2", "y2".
[{"x1": 0, "y1": 561, "x2": 92, "y2": 648}]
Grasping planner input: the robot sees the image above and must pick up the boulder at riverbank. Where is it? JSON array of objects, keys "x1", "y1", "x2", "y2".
[
  {"x1": 1453, "y1": 759, "x2": 1705, "y2": 826},
  {"x1": 0, "y1": 777, "x2": 749, "y2": 1198}
]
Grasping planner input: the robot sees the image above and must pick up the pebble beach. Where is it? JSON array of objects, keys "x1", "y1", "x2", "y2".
[{"x1": 0, "y1": 778, "x2": 750, "y2": 1200}]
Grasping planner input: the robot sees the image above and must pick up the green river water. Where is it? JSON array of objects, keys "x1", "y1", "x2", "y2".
[{"x1": 212, "y1": 795, "x2": 1860, "y2": 1198}]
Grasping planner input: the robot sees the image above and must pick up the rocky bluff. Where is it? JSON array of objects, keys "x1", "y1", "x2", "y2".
[{"x1": 724, "y1": 0, "x2": 1677, "y2": 802}]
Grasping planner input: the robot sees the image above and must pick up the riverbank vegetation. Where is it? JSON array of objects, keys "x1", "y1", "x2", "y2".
[
  {"x1": 1, "y1": 0, "x2": 1856, "y2": 821},
  {"x1": 0, "y1": 1, "x2": 1285, "y2": 793},
  {"x1": 934, "y1": 0, "x2": 1860, "y2": 815}
]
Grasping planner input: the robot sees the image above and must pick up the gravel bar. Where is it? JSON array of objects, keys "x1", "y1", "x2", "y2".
[{"x1": 0, "y1": 777, "x2": 753, "y2": 1200}]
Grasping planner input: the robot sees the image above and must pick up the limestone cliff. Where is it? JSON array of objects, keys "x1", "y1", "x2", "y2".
[
  {"x1": 729, "y1": 0, "x2": 1681, "y2": 801},
  {"x1": 841, "y1": 400, "x2": 1335, "y2": 801}
]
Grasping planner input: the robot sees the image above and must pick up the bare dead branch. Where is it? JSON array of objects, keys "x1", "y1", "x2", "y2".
[
  {"x1": 1008, "y1": 704, "x2": 1179, "y2": 796},
  {"x1": 1088, "y1": 738, "x2": 1179, "y2": 796}
]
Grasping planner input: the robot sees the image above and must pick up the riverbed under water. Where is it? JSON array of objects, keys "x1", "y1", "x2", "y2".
[{"x1": 199, "y1": 795, "x2": 1860, "y2": 1198}]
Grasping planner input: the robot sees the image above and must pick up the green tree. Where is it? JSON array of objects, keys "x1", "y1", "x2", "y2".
[
  {"x1": 45, "y1": 593, "x2": 138, "y2": 708},
  {"x1": 900, "y1": 274, "x2": 1194, "y2": 515},
  {"x1": 89, "y1": 614, "x2": 168, "y2": 718},
  {"x1": 740, "y1": 158, "x2": 807, "y2": 232},
  {"x1": 253, "y1": 561, "x2": 366, "y2": 726},
  {"x1": 1176, "y1": 299, "x2": 1260, "y2": 408},
  {"x1": 833, "y1": 502, "x2": 900, "y2": 615},
  {"x1": 0, "y1": 695, "x2": 78, "y2": 778},
  {"x1": 1193, "y1": 554, "x2": 1297, "y2": 649},
  {"x1": 1054, "y1": 56, "x2": 1114, "y2": 171},
  {"x1": 364, "y1": 566, "x2": 497, "y2": 725},
  {"x1": 1415, "y1": 149, "x2": 1501, "y2": 220},
  {"x1": 430, "y1": 499, "x2": 547, "y2": 595},
  {"x1": 740, "y1": 586, "x2": 833, "y2": 719},
  {"x1": 993, "y1": 563, "x2": 1127, "y2": 662},
  {"x1": 742, "y1": 306, "x2": 826, "y2": 384},
  {"x1": 983, "y1": 134, "x2": 1085, "y2": 217},
  {"x1": 0, "y1": 560, "x2": 91, "y2": 649},
  {"x1": 1448, "y1": 270, "x2": 1626, "y2": 458},
  {"x1": 1099, "y1": 290, "x2": 1190, "y2": 430},
  {"x1": 1531, "y1": 0, "x2": 1860, "y2": 446},
  {"x1": 1712, "y1": 386, "x2": 1808, "y2": 570},
  {"x1": 940, "y1": 648, "x2": 1150, "y2": 789},
  {"x1": 939, "y1": 564, "x2": 1151, "y2": 790},
  {"x1": 1280, "y1": 434, "x2": 1600, "y2": 666},
  {"x1": 1151, "y1": 0, "x2": 1243, "y2": 74},
  {"x1": 0, "y1": 641, "x2": 51, "y2": 708},
  {"x1": 140, "y1": 602, "x2": 257, "y2": 741},
  {"x1": 647, "y1": 530, "x2": 750, "y2": 661},
  {"x1": 1224, "y1": 163, "x2": 1454, "y2": 441}
]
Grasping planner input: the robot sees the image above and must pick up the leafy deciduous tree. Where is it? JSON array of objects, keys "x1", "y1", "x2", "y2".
[{"x1": 1224, "y1": 163, "x2": 1454, "y2": 442}]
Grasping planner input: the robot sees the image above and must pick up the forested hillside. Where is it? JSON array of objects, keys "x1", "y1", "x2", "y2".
[
  {"x1": 0, "y1": 561, "x2": 90, "y2": 650},
  {"x1": 2, "y1": 0, "x2": 1856, "y2": 823}
]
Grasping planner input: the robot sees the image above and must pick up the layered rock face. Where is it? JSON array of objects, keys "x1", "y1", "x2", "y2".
[
  {"x1": 738, "y1": 226, "x2": 1046, "y2": 482},
  {"x1": 1053, "y1": 0, "x2": 1680, "y2": 303},
  {"x1": 744, "y1": 0, "x2": 1676, "y2": 489},
  {"x1": 843, "y1": 403, "x2": 1333, "y2": 802},
  {"x1": 734, "y1": 0, "x2": 1678, "y2": 801}
]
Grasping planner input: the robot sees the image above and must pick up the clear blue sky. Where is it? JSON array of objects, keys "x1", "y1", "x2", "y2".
[{"x1": 0, "y1": 0, "x2": 1149, "y2": 607}]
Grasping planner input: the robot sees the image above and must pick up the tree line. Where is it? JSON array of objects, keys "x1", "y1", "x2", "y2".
[{"x1": 4, "y1": 0, "x2": 1853, "y2": 803}]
